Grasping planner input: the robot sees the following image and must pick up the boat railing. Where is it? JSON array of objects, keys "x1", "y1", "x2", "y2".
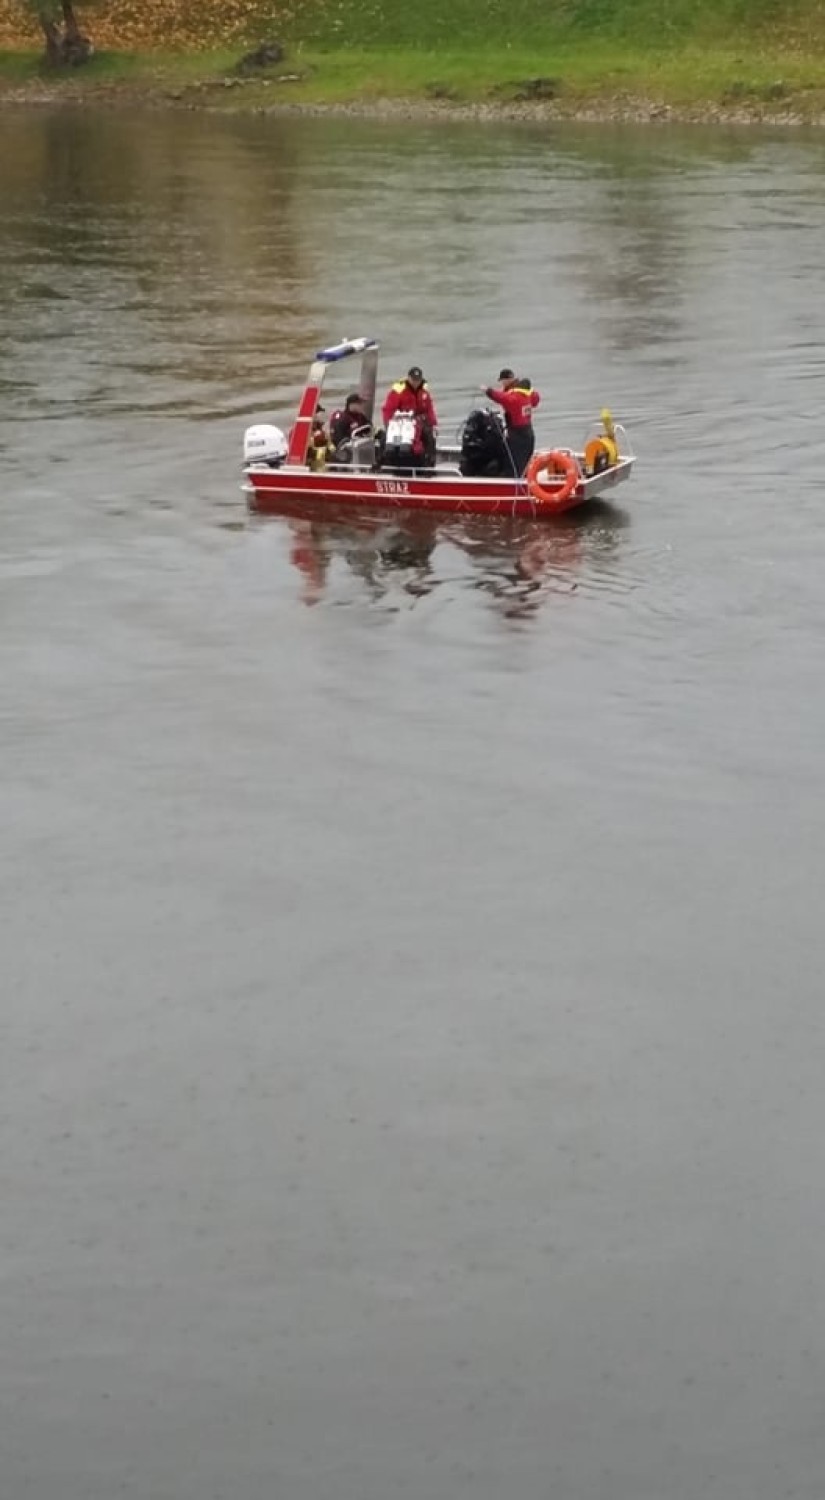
[
  {"x1": 612, "y1": 422, "x2": 634, "y2": 459},
  {"x1": 323, "y1": 460, "x2": 466, "y2": 478}
]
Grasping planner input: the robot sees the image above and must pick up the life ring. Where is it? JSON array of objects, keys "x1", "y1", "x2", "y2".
[{"x1": 526, "y1": 449, "x2": 581, "y2": 509}]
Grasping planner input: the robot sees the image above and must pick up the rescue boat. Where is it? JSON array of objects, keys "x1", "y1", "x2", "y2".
[{"x1": 242, "y1": 337, "x2": 635, "y2": 519}]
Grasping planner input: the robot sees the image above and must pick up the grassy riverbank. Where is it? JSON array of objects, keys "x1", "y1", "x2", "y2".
[{"x1": 2, "y1": 0, "x2": 825, "y2": 121}]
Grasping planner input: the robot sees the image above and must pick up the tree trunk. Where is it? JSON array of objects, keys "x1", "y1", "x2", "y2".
[
  {"x1": 39, "y1": 1, "x2": 94, "y2": 66},
  {"x1": 39, "y1": 13, "x2": 63, "y2": 65}
]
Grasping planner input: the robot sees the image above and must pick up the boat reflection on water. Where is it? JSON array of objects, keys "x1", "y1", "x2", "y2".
[{"x1": 263, "y1": 498, "x2": 629, "y2": 617}]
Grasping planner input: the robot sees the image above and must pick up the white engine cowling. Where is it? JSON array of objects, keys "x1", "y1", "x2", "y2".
[
  {"x1": 385, "y1": 412, "x2": 418, "y2": 447},
  {"x1": 244, "y1": 423, "x2": 288, "y2": 466}
]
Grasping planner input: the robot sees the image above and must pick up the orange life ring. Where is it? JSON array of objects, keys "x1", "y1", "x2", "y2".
[{"x1": 526, "y1": 449, "x2": 581, "y2": 509}]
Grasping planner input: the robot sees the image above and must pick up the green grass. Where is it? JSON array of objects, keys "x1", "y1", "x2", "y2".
[
  {"x1": 0, "y1": 46, "x2": 240, "y2": 86},
  {"x1": 3, "y1": 0, "x2": 825, "y2": 118},
  {"x1": 279, "y1": 42, "x2": 825, "y2": 103},
  {"x1": 277, "y1": 0, "x2": 823, "y2": 50},
  {"x1": 0, "y1": 47, "x2": 35, "y2": 80}
]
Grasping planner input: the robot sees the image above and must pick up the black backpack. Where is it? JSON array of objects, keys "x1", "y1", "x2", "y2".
[{"x1": 460, "y1": 408, "x2": 508, "y2": 477}]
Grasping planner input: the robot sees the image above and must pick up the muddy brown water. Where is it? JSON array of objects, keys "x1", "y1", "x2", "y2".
[{"x1": 3, "y1": 106, "x2": 825, "y2": 1499}]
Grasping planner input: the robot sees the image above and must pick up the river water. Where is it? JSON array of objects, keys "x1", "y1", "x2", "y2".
[{"x1": 2, "y1": 104, "x2": 825, "y2": 1499}]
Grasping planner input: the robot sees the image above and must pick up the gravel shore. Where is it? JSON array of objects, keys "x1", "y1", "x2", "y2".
[{"x1": 1, "y1": 80, "x2": 822, "y2": 127}]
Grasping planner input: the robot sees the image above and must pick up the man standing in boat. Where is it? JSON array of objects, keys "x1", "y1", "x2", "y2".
[
  {"x1": 382, "y1": 365, "x2": 439, "y2": 466},
  {"x1": 481, "y1": 368, "x2": 540, "y2": 476}
]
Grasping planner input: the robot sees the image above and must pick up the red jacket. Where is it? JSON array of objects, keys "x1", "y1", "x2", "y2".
[
  {"x1": 382, "y1": 379, "x2": 439, "y2": 431},
  {"x1": 485, "y1": 384, "x2": 540, "y2": 430}
]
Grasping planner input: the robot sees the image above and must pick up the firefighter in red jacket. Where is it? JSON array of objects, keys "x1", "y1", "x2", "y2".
[
  {"x1": 482, "y1": 367, "x2": 541, "y2": 475},
  {"x1": 381, "y1": 365, "x2": 439, "y2": 464}
]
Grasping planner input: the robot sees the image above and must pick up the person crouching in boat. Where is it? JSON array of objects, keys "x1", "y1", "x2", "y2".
[
  {"x1": 381, "y1": 365, "x2": 439, "y2": 468},
  {"x1": 481, "y1": 368, "x2": 540, "y2": 476},
  {"x1": 289, "y1": 406, "x2": 331, "y2": 470}
]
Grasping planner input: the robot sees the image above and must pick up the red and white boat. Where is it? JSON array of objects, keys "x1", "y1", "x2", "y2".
[{"x1": 242, "y1": 337, "x2": 635, "y2": 519}]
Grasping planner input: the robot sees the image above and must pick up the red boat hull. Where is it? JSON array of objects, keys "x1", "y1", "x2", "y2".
[{"x1": 244, "y1": 458, "x2": 634, "y2": 519}]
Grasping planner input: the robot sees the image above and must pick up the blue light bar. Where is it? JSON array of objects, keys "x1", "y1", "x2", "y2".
[{"x1": 315, "y1": 338, "x2": 379, "y2": 363}]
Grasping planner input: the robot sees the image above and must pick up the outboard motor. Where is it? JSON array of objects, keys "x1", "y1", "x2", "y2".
[
  {"x1": 459, "y1": 407, "x2": 510, "y2": 477},
  {"x1": 243, "y1": 423, "x2": 288, "y2": 467}
]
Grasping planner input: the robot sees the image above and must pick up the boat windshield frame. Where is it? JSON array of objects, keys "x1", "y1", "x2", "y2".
[{"x1": 286, "y1": 337, "x2": 380, "y2": 466}]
